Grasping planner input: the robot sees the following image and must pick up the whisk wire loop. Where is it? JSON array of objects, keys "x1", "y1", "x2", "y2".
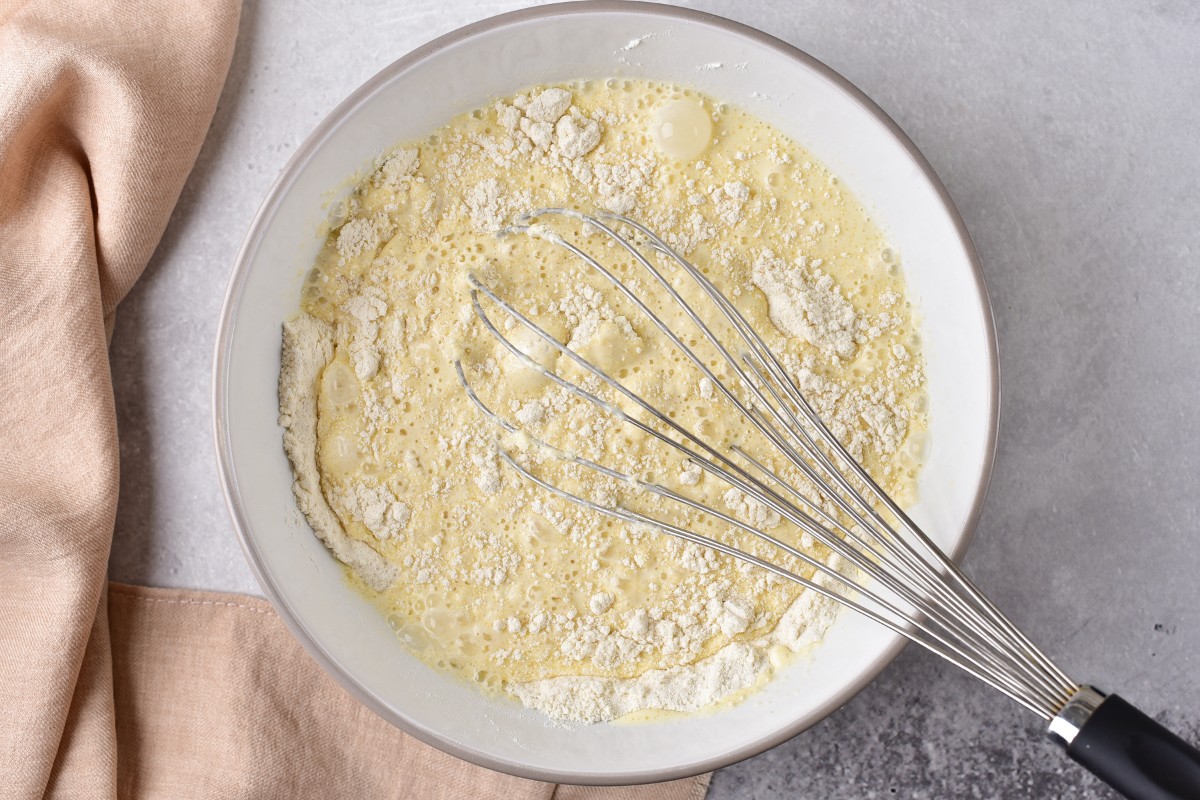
[{"x1": 457, "y1": 209, "x2": 1078, "y2": 718}]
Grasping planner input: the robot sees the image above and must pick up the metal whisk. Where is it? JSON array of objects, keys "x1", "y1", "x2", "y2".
[{"x1": 455, "y1": 208, "x2": 1200, "y2": 799}]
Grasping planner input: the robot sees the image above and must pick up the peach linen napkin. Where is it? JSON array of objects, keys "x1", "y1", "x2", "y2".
[{"x1": 0, "y1": 2, "x2": 711, "y2": 798}]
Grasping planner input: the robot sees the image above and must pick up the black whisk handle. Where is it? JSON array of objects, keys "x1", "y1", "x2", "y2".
[{"x1": 1050, "y1": 687, "x2": 1200, "y2": 799}]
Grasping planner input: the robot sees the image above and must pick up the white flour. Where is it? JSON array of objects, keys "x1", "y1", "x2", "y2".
[
  {"x1": 751, "y1": 248, "x2": 861, "y2": 360},
  {"x1": 279, "y1": 315, "x2": 398, "y2": 592},
  {"x1": 513, "y1": 642, "x2": 769, "y2": 723},
  {"x1": 513, "y1": 581, "x2": 843, "y2": 723}
]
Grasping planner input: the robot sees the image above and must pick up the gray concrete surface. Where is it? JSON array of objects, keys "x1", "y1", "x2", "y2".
[{"x1": 108, "y1": 1, "x2": 1200, "y2": 797}]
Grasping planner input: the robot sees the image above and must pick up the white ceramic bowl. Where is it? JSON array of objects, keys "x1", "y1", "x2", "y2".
[{"x1": 214, "y1": 1, "x2": 998, "y2": 784}]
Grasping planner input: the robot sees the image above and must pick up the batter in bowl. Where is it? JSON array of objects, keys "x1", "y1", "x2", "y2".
[{"x1": 279, "y1": 80, "x2": 927, "y2": 722}]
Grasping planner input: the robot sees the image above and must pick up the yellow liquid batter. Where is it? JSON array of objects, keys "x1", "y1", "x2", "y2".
[{"x1": 282, "y1": 79, "x2": 927, "y2": 713}]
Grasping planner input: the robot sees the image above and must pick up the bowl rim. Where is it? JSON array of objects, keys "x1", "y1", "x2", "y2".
[{"x1": 212, "y1": 0, "x2": 1000, "y2": 784}]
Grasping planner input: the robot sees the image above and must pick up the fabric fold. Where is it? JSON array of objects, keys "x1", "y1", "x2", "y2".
[
  {"x1": 1, "y1": 1, "x2": 241, "y2": 796},
  {"x1": 107, "y1": 584, "x2": 709, "y2": 800}
]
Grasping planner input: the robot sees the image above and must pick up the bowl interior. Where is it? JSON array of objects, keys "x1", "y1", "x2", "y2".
[{"x1": 215, "y1": 3, "x2": 996, "y2": 784}]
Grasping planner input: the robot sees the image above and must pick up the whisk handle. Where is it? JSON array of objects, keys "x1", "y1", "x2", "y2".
[{"x1": 1050, "y1": 686, "x2": 1200, "y2": 799}]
